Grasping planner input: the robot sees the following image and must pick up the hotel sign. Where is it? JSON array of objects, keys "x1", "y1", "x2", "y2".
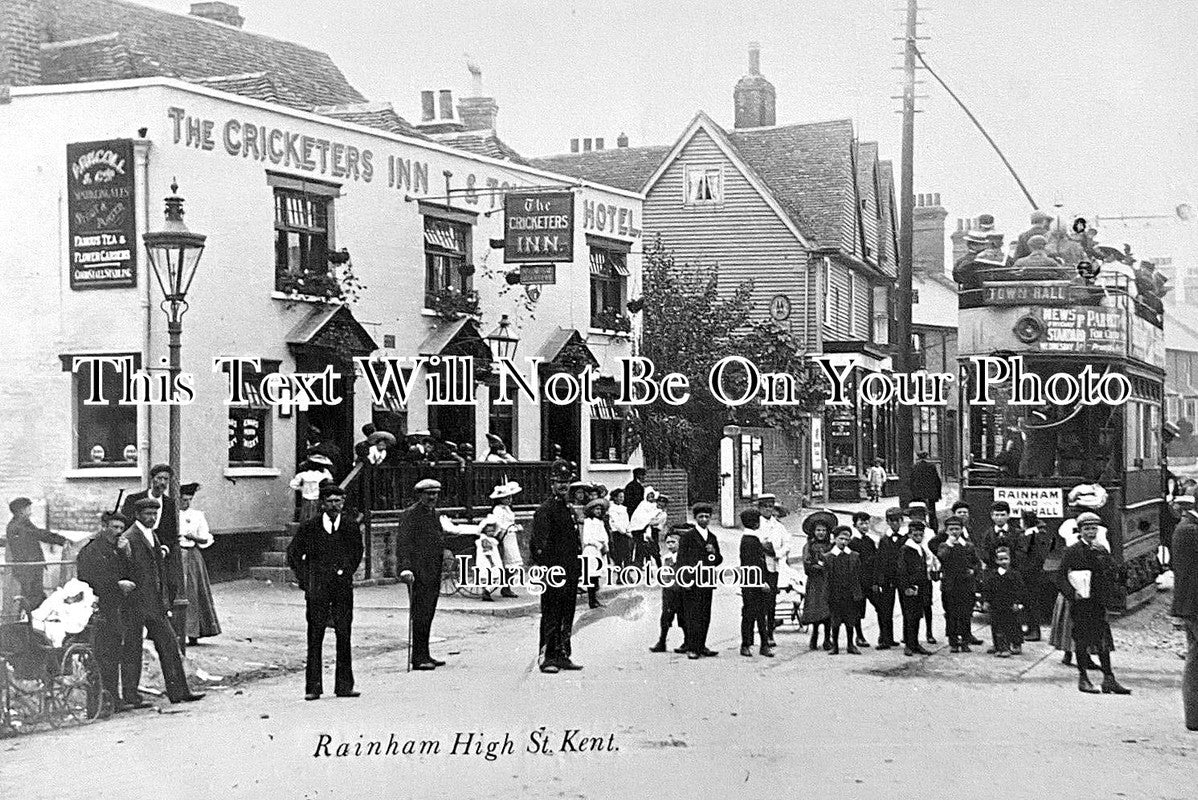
[
  {"x1": 504, "y1": 192, "x2": 574, "y2": 263},
  {"x1": 67, "y1": 139, "x2": 137, "y2": 290}
]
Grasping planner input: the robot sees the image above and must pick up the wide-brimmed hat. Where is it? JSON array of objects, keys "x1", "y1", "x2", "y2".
[
  {"x1": 585, "y1": 498, "x2": 609, "y2": 514},
  {"x1": 755, "y1": 493, "x2": 778, "y2": 506},
  {"x1": 367, "y1": 431, "x2": 397, "y2": 447},
  {"x1": 489, "y1": 481, "x2": 523, "y2": 500},
  {"x1": 485, "y1": 433, "x2": 506, "y2": 448},
  {"x1": 307, "y1": 454, "x2": 333, "y2": 467},
  {"x1": 1068, "y1": 483, "x2": 1108, "y2": 509},
  {"x1": 966, "y1": 213, "x2": 997, "y2": 244},
  {"x1": 803, "y1": 510, "x2": 838, "y2": 537}
]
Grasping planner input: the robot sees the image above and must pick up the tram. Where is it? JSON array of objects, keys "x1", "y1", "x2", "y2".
[{"x1": 956, "y1": 258, "x2": 1166, "y2": 608}]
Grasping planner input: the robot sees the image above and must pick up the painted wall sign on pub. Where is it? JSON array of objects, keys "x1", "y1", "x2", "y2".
[
  {"x1": 504, "y1": 191, "x2": 574, "y2": 263},
  {"x1": 67, "y1": 139, "x2": 137, "y2": 290}
]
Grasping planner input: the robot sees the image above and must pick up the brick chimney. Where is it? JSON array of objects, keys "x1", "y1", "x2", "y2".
[
  {"x1": 0, "y1": 0, "x2": 44, "y2": 96},
  {"x1": 456, "y1": 59, "x2": 498, "y2": 132},
  {"x1": 733, "y1": 41, "x2": 775, "y2": 129},
  {"x1": 617, "y1": 132, "x2": 629, "y2": 148},
  {"x1": 912, "y1": 192, "x2": 948, "y2": 275},
  {"x1": 189, "y1": 2, "x2": 244, "y2": 28},
  {"x1": 950, "y1": 217, "x2": 975, "y2": 267},
  {"x1": 416, "y1": 88, "x2": 463, "y2": 134}
]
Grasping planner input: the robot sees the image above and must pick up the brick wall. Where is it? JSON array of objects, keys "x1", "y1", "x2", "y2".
[{"x1": 0, "y1": 0, "x2": 43, "y2": 88}]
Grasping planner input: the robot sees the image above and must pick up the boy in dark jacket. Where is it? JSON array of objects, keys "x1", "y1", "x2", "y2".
[
  {"x1": 849, "y1": 511, "x2": 876, "y2": 648},
  {"x1": 980, "y1": 546, "x2": 1027, "y2": 657},
  {"x1": 896, "y1": 521, "x2": 933, "y2": 656},
  {"x1": 650, "y1": 528, "x2": 686, "y2": 653},
  {"x1": 738, "y1": 509, "x2": 773, "y2": 657},
  {"x1": 936, "y1": 515, "x2": 981, "y2": 652},
  {"x1": 874, "y1": 507, "x2": 907, "y2": 649},
  {"x1": 825, "y1": 526, "x2": 864, "y2": 655}
]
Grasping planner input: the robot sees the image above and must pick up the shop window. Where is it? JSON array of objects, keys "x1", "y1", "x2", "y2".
[
  {"x1": 915, "y1": 406, "x2": 941, "y2": 463},
  {"x1": 684, "y1": 166, "x2": 723, "y2": 204},
  {"x1": 273, "y1": 183, "x2": 336, "y2": 296},
  {"x1": 589, "y1": 246, "x2": 629, "y2": 330},
  {"x1": 588, "y1": 397, "x2": 625, "y2": 463},
  {"x1": 226, "y1": 360, "x2": 280, "y2": 467},
  {"x1": 489, "y1": 393, "x2": 517, "y2": 458},
  {"x1": 423, "y1": 216, "x2": 473, "y2": 309},
  {"x1": 72, "y1": 355, "x2": 139, "y2": 468}
]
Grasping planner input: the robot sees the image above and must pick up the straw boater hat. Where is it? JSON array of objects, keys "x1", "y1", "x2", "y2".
[
  {"x1": 584, "y1": 498, "x2": 609, "y2": 515},
  {"x1": 308, "y1": 453, "x2": 333, "y2": 467},
  {"x1": 489, "y1": 481, "x2": 523, "y2": 500},
  {"x1": 802, "y1": 509, "x2": 838, "y2": 537},
  {"x1": 1068, "y1": 484, "x2": 1108, "y2": 510},
  {"x1": 755, "y1": 493, "x2": 778, "y2": 507}
]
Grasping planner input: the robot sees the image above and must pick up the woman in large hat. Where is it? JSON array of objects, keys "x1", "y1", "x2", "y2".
[
  {"x1": 484, "y1": 434, "x2": 517, "y2": 463},
  {"x1": 800, "y1": 510, "x2": 838, "y2": 649},
  {"x1": 178, "y1": 483, "x2": 221, "y2": 644},
  {"x1": 489, "y1": 481, "x2": 523, "y2": 598}
]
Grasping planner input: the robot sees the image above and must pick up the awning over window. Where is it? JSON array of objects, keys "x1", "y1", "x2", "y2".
[
  {"x1": 589, "y1": 249, "x2": 629, "y2": 277},
  {"x1": 588, "y1": 396, "x2": 618, "y2": 420},
  {"x1": 424, "y1": 218, "x2": 465, "y2": 253}
]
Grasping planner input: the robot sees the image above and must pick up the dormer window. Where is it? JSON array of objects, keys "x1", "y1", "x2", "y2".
[{"x1": 684, "y1": 166, "x2": 723, "y2": 205}]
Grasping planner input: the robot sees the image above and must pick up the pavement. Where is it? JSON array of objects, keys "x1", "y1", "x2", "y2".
[{"x1": 3, "y1": 489, "x2": 1195, "y2": 798}]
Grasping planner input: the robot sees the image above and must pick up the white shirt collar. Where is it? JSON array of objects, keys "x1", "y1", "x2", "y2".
[{"x1": 323, "y1": 514, "x2": 340, "y2": 533}]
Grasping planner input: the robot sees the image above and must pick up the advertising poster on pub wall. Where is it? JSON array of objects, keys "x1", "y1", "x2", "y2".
[{"x1": 67, "y1": 139, "x2": 137, "y2": 290}]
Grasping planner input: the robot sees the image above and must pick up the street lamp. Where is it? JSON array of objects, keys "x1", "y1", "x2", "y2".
[
  {"x1": 485, "y1": 314, "x2": 519, "y2": 360},
  {"x1": 143, "y1": 179, "x2": 206, "y2": 652}
]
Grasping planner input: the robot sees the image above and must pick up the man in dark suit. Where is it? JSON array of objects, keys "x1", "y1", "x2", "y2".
[
  {"x1": 623, "y1": 468, "x2": 646, "y2": 519},
  {"x1": 873, "y1": 507, "x2": 906, "y2": 649},
  {"x1": 678, "y1": 506, "x2": 723, "y2": 659},
  {"x1": 121, "y1": 464, "x2": 182, "y2": 606},
  {"x1": 76, "y1": 510, "x2": 137, "y2": 714},
  {"x1": 122, "y1": 497, "x2": 203, "y2": 705},
  {"x1": 395, "y1": 479, "x2": 446, "y2": 672},
  {"x1": 1171, "y1": 495, "x2": 1198, "y2": 730},
  {"x1": 288, "y1": 484, "x2": 363, "y2": 700},
  {"x1": 896, "y1": 521, "x2": 933, "y2": 656},
  {"x1": 909, "y1": 452, "x2": 943, "y2": 526},
  {"x1": 3, "y1": 497, "x2": 68, "y2": 608},
  {"x1": 531, "y1": 469, "x2": 582, "y2": 673}
]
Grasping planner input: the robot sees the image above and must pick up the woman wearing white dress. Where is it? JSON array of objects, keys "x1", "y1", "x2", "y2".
[
  {"x1": 472, "y1": 516, "x2": 506, "y2": 602},
  {"x1": 490, "y1": 481, "x2": 523, "y2": 598},
  {"x1": 607, "y1": 488, "x2": 633, "y2": 569},
  {"x1": 178, "y1": 482, "x2": 221, "y2": 644}
]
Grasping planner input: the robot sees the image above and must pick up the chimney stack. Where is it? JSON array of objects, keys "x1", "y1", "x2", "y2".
[
  {"x1": 189, "y1": 2, "x2": 244, "y2": 27},
  {"x1": 913, "y1": 191, "x2": 948, "y2": 275},
  {"x1": 734, "y1": 41, "x2": 776, "y2": 129},
  {"x1": 457, "y1": 59, "x2": 500, "y2": 131},
  {"x1": 570, "y1": 138, "x2": 580, "y2": 153},
  {"x1": 617, "y1": 132, "x2": 629, "y2": 148},
  {"x1": 595, "y1": 138, "x2": 605, "y2": 150},
  {"x1": 0, "y1": 0, "x2": 43, "y2": 95},
  {"x1": 416, "y1": 88, "x2": 463, "y2": 133},
  {"x1": 420, "y1": 90, "x2": 436, "y2": 122},
  {"x1": 950, "y1": 217, "x2": 975, "y2": 267},
  {"x1": 583, "y1": 138, "x2": 593, "y2": 152},
  {"x1": 438, "y1": 90, "x2": 454, "y2": 120}
]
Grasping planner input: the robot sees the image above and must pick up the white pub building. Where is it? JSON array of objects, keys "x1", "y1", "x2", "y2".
[{"x1": 0, "y1": 1, "x2": 643, "y2": 573}]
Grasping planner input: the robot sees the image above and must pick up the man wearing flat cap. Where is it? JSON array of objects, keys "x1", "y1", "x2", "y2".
[
  {"x1": 288, "y1": 484, "x2": 363, "y2": 699},
  {"x1": 1014, "y1": 210, "x2": 1055, "y2": 261},
  {"x1": 76, "y1": 509, "x2": 136, "y2": 712},
  {"x1": 395, "y1": 479, "x2": 446, "y2": 671},
  {"x1": 4, "y1": 497, "x2": 68, "y2": 609},
  {"x1": 121, "y1": 463, "x2": 182, "y2": 606},
  {"x1": 123, "y1": 496, "x2": 203, "y2": 705}
]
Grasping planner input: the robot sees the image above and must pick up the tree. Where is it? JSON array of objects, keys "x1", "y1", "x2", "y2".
[{"x1": 628, "y1": 238, "x2": 826, "y2": 479}]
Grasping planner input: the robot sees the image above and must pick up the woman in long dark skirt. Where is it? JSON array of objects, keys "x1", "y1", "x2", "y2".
[
  {"x1": 178, "y1": 483, "x2": 222, "y2": 645},
  {"x1": 800, "y1": 511, "x2": 837, "y2": 649}
]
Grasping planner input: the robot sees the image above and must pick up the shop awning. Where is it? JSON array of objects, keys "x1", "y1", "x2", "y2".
[
  {"x1": 536, "y1": 328, "x2": 600, "y2": 370},
  {"x1": 589, "y1": 249, "x2": 630, "y2": 277},
  {"x1": 424, "y1": 218, "x2": 466, "y2": 253},
  {"x1": 285, "y1": 305, "x2": 378, "y2": 356},
  {"x1": 416, "y1": 317, "x2": 493, "y2": 364},
  {"x1": 588, "y1": 396, "x2": 618, "y2": 420}
]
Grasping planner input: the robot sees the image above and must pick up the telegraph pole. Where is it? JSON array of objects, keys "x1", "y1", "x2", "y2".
[{"x1": 894, "y1": 0, "x2": 918, "y2": 505}]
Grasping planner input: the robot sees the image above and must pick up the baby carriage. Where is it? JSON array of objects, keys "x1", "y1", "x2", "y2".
[
  {"x1": 772, "y1": 570, "x2": 808, "y2": 632},
  {"x1": 1, "y1": 580, "x2": 104, "y2": 735}
]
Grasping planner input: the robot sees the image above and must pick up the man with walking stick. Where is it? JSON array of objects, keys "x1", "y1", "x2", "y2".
[{"x1": 397, "y1": 479, "x2": 446, "y2": 671}]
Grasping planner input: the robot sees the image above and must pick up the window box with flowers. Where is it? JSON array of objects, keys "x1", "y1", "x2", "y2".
[
  {"x1": 590, "y1": 308, "x2": 632, "y2": 335},
  {"x1": 426, "y1": 286, "x2": 481, "y2": 320}
]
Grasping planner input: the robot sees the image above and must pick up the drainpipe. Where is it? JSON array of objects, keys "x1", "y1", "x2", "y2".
[{"x1": 134, "y1": 139, "x2": 152, "y2": 483}]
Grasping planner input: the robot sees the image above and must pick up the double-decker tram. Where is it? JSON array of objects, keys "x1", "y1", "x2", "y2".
[{"x1": 957, "y1": 257, "x2": 1166, "y2": 607}]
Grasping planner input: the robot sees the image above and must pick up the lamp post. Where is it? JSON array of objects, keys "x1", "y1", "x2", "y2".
[{"x1": 143, "y1": 180, "x2": 206, "y2": 652}]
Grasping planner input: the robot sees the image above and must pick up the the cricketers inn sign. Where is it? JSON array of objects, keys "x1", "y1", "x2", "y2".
[
  {"x1": 67, "y1": 139, "x2": 137, "y2": 290},
  {"x1": 504, "y1": 191, "x2": 575, "y2": 263}
]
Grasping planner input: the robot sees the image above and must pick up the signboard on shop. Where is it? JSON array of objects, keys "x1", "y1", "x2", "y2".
[
  {"x1": 993, "y1": 487, "x2": 1065, "y2": 518},
  {"x1": 504, "y1": 191, "x2": 574, "y2": 263},
  {"x1": 66, "y1": 139, "x2": 137, "y2": 290},
  {"x1": 519, "y1": 264, "x2": 557, "y2": 285}
]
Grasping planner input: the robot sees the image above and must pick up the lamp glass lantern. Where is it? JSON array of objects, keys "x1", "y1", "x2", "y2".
[
  {"x1": 485, "y1": 314, "x2": 519, "y2": 360},
  {"x1": 143, "y1": 181, "x2": 206, "y2": 313}
]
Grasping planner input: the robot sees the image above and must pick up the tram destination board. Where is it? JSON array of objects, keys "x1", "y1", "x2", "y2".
[{"x1": 982, "y1": 281, "x2": 1070, "y2": 306}]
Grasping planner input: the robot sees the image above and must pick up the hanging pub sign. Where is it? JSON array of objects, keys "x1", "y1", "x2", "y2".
[
  {"x1": 66, "y1": 139, "x2": 137, "y2": 290},
  {"x1": 504, "y1": 191, "x2": 574, "y2": 263}
]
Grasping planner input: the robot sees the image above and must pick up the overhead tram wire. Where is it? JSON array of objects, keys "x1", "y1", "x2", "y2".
[{"x1": 911, "y1": 45, "x2": 1038, "y2": 210}]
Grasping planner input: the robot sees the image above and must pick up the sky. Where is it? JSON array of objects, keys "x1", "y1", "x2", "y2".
[{"x1": 144, "y1": 0, "x2": 1198, "y2": 242}]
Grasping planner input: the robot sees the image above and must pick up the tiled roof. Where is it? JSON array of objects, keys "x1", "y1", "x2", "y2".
[
  {"x1": 36, "y1": 0, "x2": 366, "y2": 109},
  {"x1": 190, "y1": 71, "x2": 283, "y2": 105},
  {"x1": 528, "y1": 146, "x2": 671, "y2": 193},
  {"x1": 877, "y1": 160, "x2": 897, "y2": 275},
  {"x1": 312, "y1": 102, "x2": 426, "y2": 140},
  {"x1": 430, "y1": 129, "x2": 529, "y2": 165},
  {"x1": 726, "y1": 119, "x2": 856, "y2": 250}
]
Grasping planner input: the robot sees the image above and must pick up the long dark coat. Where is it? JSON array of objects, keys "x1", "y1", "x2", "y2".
[
  {"x1": 1172, "y1": 512, "x2": 1198, "y2": 620},
  {"x1": 287, "y1": 513, "x2": 364, "y2": 592},
  {"x1": 394, "y1": 503, "x2": 444, "y2": 585},
  {"x1": 1056, "y1": 541, "x2": 1119, "y2": 644},
  {"x1": 800, "y1": 539, "x2": 831, "y2": 623},
  {"x1": 823, "y1": 548, "x2": 864, "y2": 619},
  {"x1": 909, "y1": 459, "x2": 942, "y2": 504}
]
